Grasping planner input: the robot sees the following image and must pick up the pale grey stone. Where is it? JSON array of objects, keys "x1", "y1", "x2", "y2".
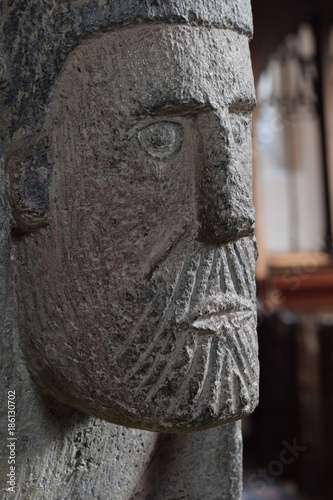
[
  {"x1": 0, "y1": 1, "x2": 258, "y2": 498},
  {"x1": 132, "y1": 422, "x2": 243, "y2": 500},
  {"x1": 9, "y1": 25, "x2": 258, "y2": 433}
]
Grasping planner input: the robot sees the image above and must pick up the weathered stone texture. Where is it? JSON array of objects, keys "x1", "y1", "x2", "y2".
[
  {"x1": 132, "y1": 422, "x2": 243, "y2": 500},
  {"x1": 0, "y1": 1, "x2": 257, "y2": 498},
  {"x1": 11, "y1": 25, "x2": 259, "y2": 432},
  {"x1": 3, "y1": 0, "x2": 252, "y2": 140},
  {"x1": 0, "y1": 279, "x2": 243, "y2": 500},
  {"x1": 0, "y1": 284, "x2": 157, "y2": 500}
]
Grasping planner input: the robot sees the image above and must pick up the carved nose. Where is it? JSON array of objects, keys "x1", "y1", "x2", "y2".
[{"x1": 196, "y1": 112, "x2": 255, "y2": 244}]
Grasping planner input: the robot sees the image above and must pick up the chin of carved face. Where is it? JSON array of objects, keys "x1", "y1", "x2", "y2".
[
  {"x1": 118, "y1": 238, "x2": 259, "y2": 431},
  {"x1": 18, "y1": 235, "x2": 258, "y2": 432},
  {"x1": 15, "y1": 24, "x2": 259, "y2": 432}
]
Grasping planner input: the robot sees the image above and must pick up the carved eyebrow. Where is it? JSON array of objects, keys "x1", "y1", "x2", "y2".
[
  {"x1": 135, "y1": 101, "x2": 213, "y2": 119},
  {"x1": 229, "y1": 97, "x2": 257, "y2": 114}
]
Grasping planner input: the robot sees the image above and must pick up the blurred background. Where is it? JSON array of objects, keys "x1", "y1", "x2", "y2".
[{"x1": 243, "y1": 1, "x2": 333, "y2": 499}]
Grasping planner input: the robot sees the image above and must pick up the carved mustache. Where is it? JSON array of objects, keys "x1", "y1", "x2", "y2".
[
  {"x1": 163, "y1": 237, "x2": 257, "y2": 325},
  {"x1": 121, "y1": 237, "x2": 257, "y2": 378}
]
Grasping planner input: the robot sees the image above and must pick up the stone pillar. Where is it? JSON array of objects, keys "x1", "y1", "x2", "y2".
[{"x1": 0, "y1": 1, "x2": 258, "y2": 498}]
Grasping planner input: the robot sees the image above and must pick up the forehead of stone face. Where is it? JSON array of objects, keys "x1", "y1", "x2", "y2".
[{"x1": 49, "y1": 25, "x2": 255, "y2": 122}]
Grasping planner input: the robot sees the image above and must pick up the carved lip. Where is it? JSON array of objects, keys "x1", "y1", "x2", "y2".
[
  {"x1": 192, "y1": 310, "x2": 253, "y2": 335},
  {"x1": 190, "y1": 298, "x2": 254, "y2": 335}
]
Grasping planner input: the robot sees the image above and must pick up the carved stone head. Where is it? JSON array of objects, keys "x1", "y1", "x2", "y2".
[{"x1": 7, "y1": 7, "x2": 259, "y2": 432}]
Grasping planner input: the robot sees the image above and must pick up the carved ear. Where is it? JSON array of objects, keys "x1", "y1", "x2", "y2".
[{"x1": 7, "y1": 135, "x2": 53, "y2": 233}]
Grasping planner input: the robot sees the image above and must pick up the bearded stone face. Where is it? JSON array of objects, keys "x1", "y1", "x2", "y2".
[{"x1": 11, "y1": 24, "x2": 259, "y2": 432}]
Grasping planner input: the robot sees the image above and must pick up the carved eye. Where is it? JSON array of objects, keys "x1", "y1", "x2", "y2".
[{"x1": 137, "y1": 121, "x2": 183, "y2": 159}]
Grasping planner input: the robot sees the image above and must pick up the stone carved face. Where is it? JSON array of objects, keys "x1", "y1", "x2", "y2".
[{"x1": 11, "y1": 25, "x2": 259, "y2": 432}]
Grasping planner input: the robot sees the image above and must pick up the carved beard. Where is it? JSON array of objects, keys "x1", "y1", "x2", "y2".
[
  {"x1": 112, "y1": 237, "x2": 259, "y2": 431},
  {"x1": 18, "y1": 234, "x2": 258, "y2": 432}
]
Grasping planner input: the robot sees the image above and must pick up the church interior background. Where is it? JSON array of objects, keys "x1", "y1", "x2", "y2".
[{"x1": 244, "y1": 0, "x2": 333, "y2": 498}]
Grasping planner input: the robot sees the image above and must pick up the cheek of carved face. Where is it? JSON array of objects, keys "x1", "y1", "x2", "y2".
[{"x1": 16, "y1": 25, "x2": 259, "y2": 432}]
